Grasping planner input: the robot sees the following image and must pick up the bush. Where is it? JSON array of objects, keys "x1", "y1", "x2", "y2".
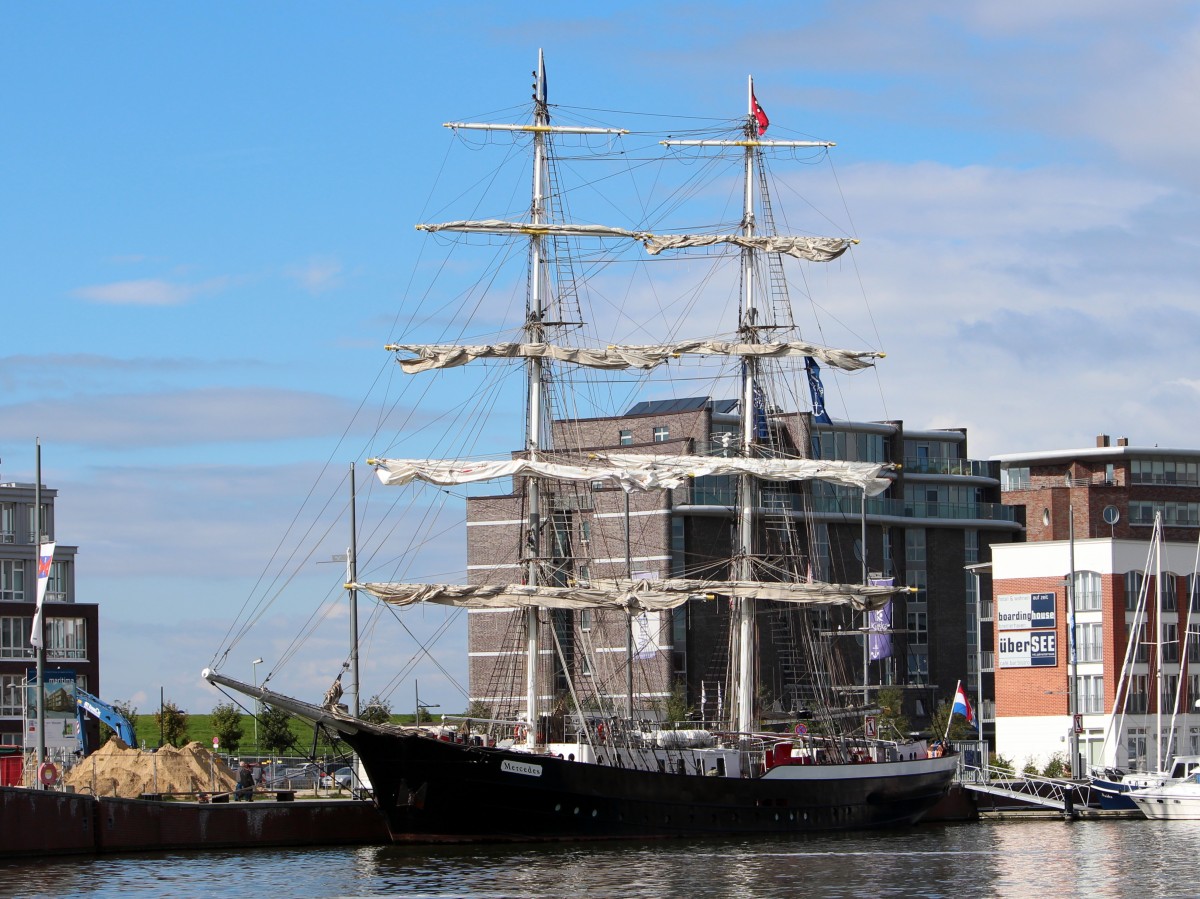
[
  {"x1": 360, "y1": 695, "x2": 392, "y2": 725},
  {"x1": 1043, "y1": 752, "x2": 1067, "y2": 779}
]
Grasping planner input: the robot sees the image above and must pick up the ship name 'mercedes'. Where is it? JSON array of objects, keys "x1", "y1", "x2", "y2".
[{"x1": 501, "y1": 760, "x2": 543, "y2": 778}]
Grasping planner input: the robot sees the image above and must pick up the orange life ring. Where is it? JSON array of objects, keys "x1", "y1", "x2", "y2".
[{"x1": 38, "y1": 762, "x2": 59, "y2": 786}]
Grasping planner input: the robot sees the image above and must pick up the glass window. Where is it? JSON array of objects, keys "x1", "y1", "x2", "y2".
[
  {"x1": 1076, "y1": 675, "x2": 1104, "y2": 714},
  {"x1": 906, "y1": 605, "x2": 928, "y2": 642},
  {"x1": 26, "y1": 504, "x2": 50, "y2": 542},
  {"x1": 46, "y1": 618, "x2": 87, "y2": 661},
  {"x1": 0, "y1": 504, "x2": 14, "y2": 543},
  {"x1": 1073, "y1": 571, "x2": 1102, "y2": 612},
  {"x1": 0, "y1": 617, "x2": 31, "y2": 659},
  {"x1": 1077, "y1": 622, "x2": 1103, "y2": 662},
  {"x1": 1128, "y1": 676, "x2": 1148, "y2": 714},
  {"x1": 1127, "y1": 727, "x2": 1148, "y2": 769},
  {"x1": 905, "y1": 528, "x2": 926, "y2": 564},
  {"x1": 671, "y1": 517, "x2": 685, "y2": 577},
  {"x1": 1161, "y1": 573, "x2": 1178, "y2": 611},
  {"x1": 580, "y1": 610, "x2": 592, "y2": 632},
  {"x1": 0, "y1": 674, "x2": 21, "y2": 717},
  {"x1": 0, "y1": 561, "x2": 24, "y2": 602},
  {"x1": 47, "y1": 561, "x2": 68, "y2": 602},
  {"x1": 1130, "y1": 501, "x2": 1200, "y2": 527},
  {"x1": 907, "y1": 650, "x2": 929, "y2": 685},
  {"x1": 1001, "y1": 466, "x2": 1031, "y2": 490},
  {"x1": 906, "y1": 569, "x2": 927, "y2": 603},
  {"x1": 1164, "y1": 623, "x2": 1180, "y2": 663},
  {"x1": 964, "y1": 529, "x2": 979, "y2": 564},
  {"x1": 1125, "y1": 571, "x2": 1144, "y2": 612},
  {"x1": 1132, "y1": 622, "x2": 1149, "y2": 663},
  {"x1": 653, "y1": 426, "x2": 669, "y2": 443},
  {"x1": 1162, "y1": 674, "x2": 1180, "y2": 712},
  {"x1": 618, "y1": 429, "x2": 633, "y2": 446}
]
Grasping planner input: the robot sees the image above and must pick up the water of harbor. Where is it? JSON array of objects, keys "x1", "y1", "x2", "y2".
[{"x1": 4, "y1": 818, "x2": 1197, "y2": 898}]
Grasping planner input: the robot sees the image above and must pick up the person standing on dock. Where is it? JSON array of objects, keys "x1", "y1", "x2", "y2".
[{"x1": 236, "y1": 761, "x2": 255, "y2": 801}]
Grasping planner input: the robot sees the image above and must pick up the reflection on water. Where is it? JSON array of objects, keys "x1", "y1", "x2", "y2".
[{"x1": 5, "y1": 820, "x2": 1200, "y2": 898}]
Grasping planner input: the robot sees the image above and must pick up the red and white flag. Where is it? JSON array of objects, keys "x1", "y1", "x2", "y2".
[
  {"x1": 752, "y1": 90, "x2": 769, "y2": 136},
  {"x1": 30, "y1": 542, "x2": 55, "y2": 649}
]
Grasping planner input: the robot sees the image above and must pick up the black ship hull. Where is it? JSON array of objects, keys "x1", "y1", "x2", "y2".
[{"x1": 343, "y1": 729, "x2": 957, "y2": 843}]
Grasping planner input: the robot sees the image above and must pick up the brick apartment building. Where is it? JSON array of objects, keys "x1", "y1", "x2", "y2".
[
  {"x1": 0, "y1": 480, "x2": 99, "y2": 752},
  {"x1": 465, "y1": 397, "x2": 1020, "y2": 732},
  {"x1": 991, "y1": 435, "x2": 1200, "y2": 773}
]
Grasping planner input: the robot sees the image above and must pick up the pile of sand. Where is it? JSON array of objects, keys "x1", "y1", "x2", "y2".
[{"x1": 64, "y1": 737, "x2": 238, "y2": 799}]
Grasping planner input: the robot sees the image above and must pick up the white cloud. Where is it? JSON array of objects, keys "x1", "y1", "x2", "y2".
[
  {"x1": 0, "y1": 387, "x2": 360, "y2": 448},
  {"x1": 285, "y1": 257, "x2": 344, "y2": 294},
  {"x1": 72, "y1": 277, "x2": 228, "y2": 306}
]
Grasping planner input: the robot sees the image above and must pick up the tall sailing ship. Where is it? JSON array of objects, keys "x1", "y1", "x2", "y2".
[{"x1": 204, "y1": 52, "x2": 958, "y2": 841}]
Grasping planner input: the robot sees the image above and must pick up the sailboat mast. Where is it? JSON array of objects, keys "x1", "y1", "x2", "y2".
[
  {"x1": 523, "y1": 50, "x2": 550, "y2": 748},
  {"x1": 348, "y1": 462, "x2": 360, "y2": 717},
  {"x1": 1155, "y1": 512, "x2": 1164, "y2": 771},
  {"x1": 734, "y1": 76, "x2": 760, "y2": 738},
  {"x1": 34, "y1": 439, "x2": 45, "y2": 774}
]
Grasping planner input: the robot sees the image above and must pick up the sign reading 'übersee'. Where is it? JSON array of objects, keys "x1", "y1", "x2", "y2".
[
  {"x1": 998, "y1": 631, "x2": 1058, "y2": 668},
  {"x1": 997, "y1": 592, "x2": 1056, "y2": 631}
]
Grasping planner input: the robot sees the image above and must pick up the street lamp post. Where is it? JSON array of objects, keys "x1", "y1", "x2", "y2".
[
  {"x1": 1045, "y1": 504, "x2": 1080, "y2": 777},
  {"x1": 252, "y1": 658, "x2": 264, "y2": 756}
]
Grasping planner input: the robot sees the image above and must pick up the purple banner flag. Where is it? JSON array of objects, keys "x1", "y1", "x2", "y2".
[{"x1": 868, "y1": 578, "x2": 893, "y2": 661}]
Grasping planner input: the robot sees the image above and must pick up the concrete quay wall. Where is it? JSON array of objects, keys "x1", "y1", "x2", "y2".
[{"x1": 0, "y1": 786, "x2": 389, "y2": 857}]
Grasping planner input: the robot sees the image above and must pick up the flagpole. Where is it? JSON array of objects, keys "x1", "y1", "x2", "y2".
[
  {"x1": 34, "y1": 439, "x2": 46, "y2": 782},
  {"x1": 943, "y1": 680, "x2": 960, "y2": 744}
]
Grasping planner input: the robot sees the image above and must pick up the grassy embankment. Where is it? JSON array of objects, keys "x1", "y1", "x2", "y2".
[{"x1": 126, "y1": 712, "x2": 428, "y2": 757}]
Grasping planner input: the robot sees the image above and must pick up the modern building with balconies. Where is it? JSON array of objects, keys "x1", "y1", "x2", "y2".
[
  {"x1": 0, "y1": 480, "x2": 99, "y2": 751},
  {"x1": 465, "y1": 396, "x2": 1020, "y2": 733},
  {"x1": 990, "y1": 435, "x2": 1200, "y2": 774}
]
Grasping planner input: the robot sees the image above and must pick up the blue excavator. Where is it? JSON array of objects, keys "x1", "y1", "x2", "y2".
[{"x1": 75, "y1": 689, "x2": 136, "y2": 754}]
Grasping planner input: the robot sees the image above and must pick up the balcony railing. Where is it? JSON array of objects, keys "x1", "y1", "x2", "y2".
[
  {"x1": 673, "y1": 485, "x2": 1018, "y2": 522},
  {"x1": 902, "y1": 457, "x2": 998, "y2": 479}
]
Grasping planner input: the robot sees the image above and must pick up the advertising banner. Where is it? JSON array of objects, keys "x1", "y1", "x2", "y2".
[
  {"x1": 997, "y1": 592, "x2": 1057, "y2": 631},
  {"x1": 24, "y1": 667, "x2": 79, "y2": 751},
  {"x1": 998, "y1": 631, "x2": 1058, "y2": 668}
]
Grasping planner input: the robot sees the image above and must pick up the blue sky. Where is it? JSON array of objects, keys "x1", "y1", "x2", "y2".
[{"x1": 3, "y1": 2, "x2": 1200, "y2": 718}]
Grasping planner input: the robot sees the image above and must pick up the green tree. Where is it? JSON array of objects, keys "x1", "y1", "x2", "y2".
[
  {"x1": 259, "y1": 704, "x2": 298, "y2": 755},
  {"x1": 661, "y1": 682, "x2": 692, "y2": 724},
  {"x1": 875, "y1": 687, "x2": 910, "y2": 740},
  {"x1": 464, "y1": 700, "x2": 492, "y2": 721},
  {"x1": 414, "y1": 706, "x2": 432, "y2": 724},
  {"x1": 930, "y1": 698, "x2": 977, "y2": 743},
  {"x1": 360, "y1": 695, "x2": 392, "y2": 725},
  {"x1": 210, "y1": 702, "x2": 244, "y2": 753},
  {"x1": 155, "y1": 701, "x2": 189, "y2": 747}
]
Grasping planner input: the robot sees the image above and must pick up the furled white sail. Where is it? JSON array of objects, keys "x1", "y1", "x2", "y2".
[
  {"x1": 416, "y1": 219, "x2": 854, "y2": 263},
  {"x1": 353, "y1": 577, "x2": 901, "y2": 612},
  {"x1": 369, "y1": 454, "x2": 893, "y2": 495},
  {"x1": 387, "y1": 340, "x2": 882, "y2": 375},
  {"x1": 642, "y1": 234, "x2": 853, "y2": 262}
]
